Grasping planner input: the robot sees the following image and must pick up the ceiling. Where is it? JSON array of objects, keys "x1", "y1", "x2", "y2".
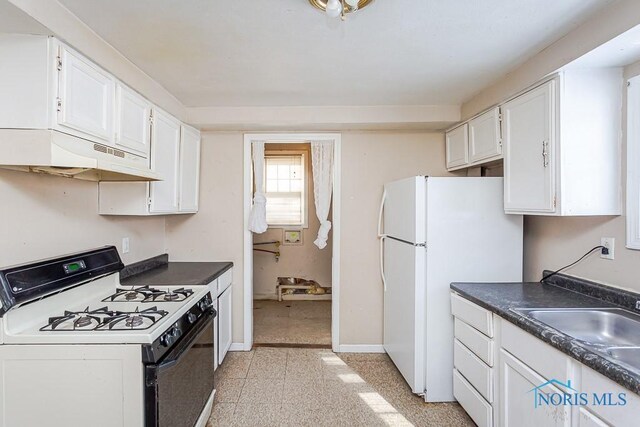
[
  {"x1": 57, "y1": 0, "x2": 615, "y2": 108},
  {"x1": 0, "y1": 1, "x2": 49, "y2": 35}
]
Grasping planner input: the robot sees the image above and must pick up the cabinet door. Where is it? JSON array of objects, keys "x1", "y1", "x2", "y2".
[
  {"x1": 499, "y1": 349, "x2": 570, "y2": 427},
  {"x1": 179, "y1": 125, "x2": 201, "y2": 212},
  {"x1": 218, "y1": 286, "x2": 233, "y2": 365},
  {"x1": 57, "y1": 46, "x2": 114, "y2": 143},
  {"x1": 115, "y1": 84, "x2": 151, "y2": 157},
  {"x1": 469, "y1": 107, "x2": 502, "y2": 163},
  {"x1": 149, "y1": 110, "x2": 181, "y2": 213},
  {"x1": 446, "y1": 124, "x2": 469, "y2": 169},
  {"x1": 503, "y1": 80, "x2": 556, "y2": 213}
]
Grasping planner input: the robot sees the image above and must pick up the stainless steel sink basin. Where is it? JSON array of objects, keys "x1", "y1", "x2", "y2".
[
  {"x1": 607, "y1": 347, "x2": 640, "y2": 367},
  {"x1": 515, "y1": 308, "x2": 640, "y2": 347},
  {"x1": 512, "y1": 307, "x2": 640, "y2": 373}
]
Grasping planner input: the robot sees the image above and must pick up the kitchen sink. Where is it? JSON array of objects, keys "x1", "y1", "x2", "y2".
[
  {"x1": 607, "y1": 347, "x2": 640, "y2": 367},
  {"x1": 512, "y1": 307, "x2": 640, "y2": 373},
  {"x1": 514, "y1": 308, "x2": 640, "y2": 347}
]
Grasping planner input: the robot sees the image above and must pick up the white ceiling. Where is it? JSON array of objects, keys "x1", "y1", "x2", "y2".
[
  {"x1": 0, "y1": 1, "x2": 49, "y2": 35},
  {"x1": 58, "y1": 0, "x2": 615, "y2": 108}
]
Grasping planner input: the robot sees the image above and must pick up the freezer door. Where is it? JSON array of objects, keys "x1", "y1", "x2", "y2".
[
  {"x1": 383, "y1": 237, "x2": 426, "y2": 394},
  {"x1": 383, "y1": 176, "x2": 426, "y2": 244}
]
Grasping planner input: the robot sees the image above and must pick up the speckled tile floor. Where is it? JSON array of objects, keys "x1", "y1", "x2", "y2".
[
  {"x1": 253, "y1": 300, "x2": 331, "y2": 345},
  {"x1": 207, "y1": 348, "x2": 473, "y2": 427}
]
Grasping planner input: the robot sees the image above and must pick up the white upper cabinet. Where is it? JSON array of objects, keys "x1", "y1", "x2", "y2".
[
  {"x1": 56, "y1": 45, "x2": 115, "y2": 144},
  {"x1": 503, "y1": 69, "x2": 622, "y2": 216},
  {"x1": 446, "y1": 124, "x2": 469, "y2": 170},
  {"x1": 503, "y1": 80, "x2": 556, "y2": 213},
  {"x1": 98, "y1": 111, "x2": 201, "y2": 216},
  {"x1": 179, "y1": 125, "x2": 201, "y2": 212},
  {"x1": 469, "y1": 107, "x2": 502, "y2": 164},
  {"x1": 115, "y1": 84, "x2": 152, "y2": 157},
  {"x1": 149, "y1": 109, "x2": 181, "y2": 213}
]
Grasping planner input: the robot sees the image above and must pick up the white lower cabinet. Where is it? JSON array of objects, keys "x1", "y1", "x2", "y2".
[
  {"x1": 452, "y1": 294, "x2": 639, "y2": 427},
  {"x1": 451, "y1": 293, "x2": 497, "y2": 427},
  {"x1": 217, "y1": 285, "x2": 232, "y2": 365},
  {"x1": 499, "y1": 349, "x2": 571, "y2": 427}
]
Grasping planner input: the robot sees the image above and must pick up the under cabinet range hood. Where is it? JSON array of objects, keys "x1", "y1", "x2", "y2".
[{"x1": 0, "y1": 129, "x2": 161, "y2": 182}]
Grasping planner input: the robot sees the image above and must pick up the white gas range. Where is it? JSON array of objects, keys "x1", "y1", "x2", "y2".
[{"x1": 0, "y1": 246, "x2": 216, "y2": 427}]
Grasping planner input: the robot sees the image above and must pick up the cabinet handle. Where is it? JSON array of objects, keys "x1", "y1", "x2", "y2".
[{"x1": 542, "y1": 140, "x2": 549, "y2": 168}]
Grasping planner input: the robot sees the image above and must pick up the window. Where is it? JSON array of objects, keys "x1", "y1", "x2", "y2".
[
  {"x1": 264, "y1": 152, "x2": 308, "y2": 227},
  {"x1": 627, "y1": 75, "x2": 640, "y2": 249}
]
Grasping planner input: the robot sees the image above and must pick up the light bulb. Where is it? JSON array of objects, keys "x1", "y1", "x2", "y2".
[
  {"x1": 325, "y1": 0, "x2": 342, "y2": 18},
  {"x1": 345, "y1": 0, "x2": 359, "y2": 8}
]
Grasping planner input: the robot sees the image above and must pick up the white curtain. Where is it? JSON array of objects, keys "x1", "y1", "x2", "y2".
[
  {"x1": 248, "y1": 141, "x2": 268, "y2": 233},
  {"x1": 311, "y1": 140, "x2": 334, "y2": 249}
]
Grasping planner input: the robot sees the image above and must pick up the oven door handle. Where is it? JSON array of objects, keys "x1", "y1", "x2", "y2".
[{"x1": 157, "y1": 312, "x2": 214, "y2": 371}]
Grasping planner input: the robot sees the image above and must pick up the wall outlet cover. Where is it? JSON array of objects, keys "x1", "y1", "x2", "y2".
[
  {"x1": 600, "y1": 237, "x2": 614, "y2": 260},
  {"x1": 122, "y1": 237, "x2": 130, "y2": 254}
]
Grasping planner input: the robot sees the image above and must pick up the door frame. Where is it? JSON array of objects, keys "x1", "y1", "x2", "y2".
[{"x1": 243, "y1": 133, "x2": 341, "y2": 352}]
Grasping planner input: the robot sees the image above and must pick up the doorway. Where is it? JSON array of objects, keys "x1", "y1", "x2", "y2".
[{"x1": 243, "y1": 134, "x2": 341, "y2": 351}]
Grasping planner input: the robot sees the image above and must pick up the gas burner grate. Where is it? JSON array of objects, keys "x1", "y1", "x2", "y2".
[
  {"x1": 40, "y1": 306, "x2": 114, "y2": 331},
  {"x1": 103, "y1": 286, "x2": 194, "y2": 303},
  {"x1": 97, "y1": 306, "x2": 168, "y2": 331}
]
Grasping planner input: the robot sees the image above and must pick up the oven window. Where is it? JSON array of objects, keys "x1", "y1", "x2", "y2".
[{"x1": 156, "y1": 318, "x2": 215, "y2": 427}]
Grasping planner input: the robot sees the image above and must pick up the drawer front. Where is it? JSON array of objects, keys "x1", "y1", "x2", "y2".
[
  {"x1": 217, "y1": 268, "x2": 233, "y2": 296},
  {"x1": 451, "y1": 293, "x2": 494, "y2": 337},
  {"x1": 454, "y1": 339, "x2": 493, "y2": 402},
  {"x1": 453, "y1": 369, "x2": 492, "y2": 427},
  {"x1": 454, "y1": 317, "x2": 494, "y2": 366},
  {"x1": 581, "y1": 366, "x2": 639, "y2": 427},
  {"x1": 207, "y1": 278, "x2": 218, "y2": 296},
  {"x1": 501, "y1": 319, "x2": 571, "y2": 383}
]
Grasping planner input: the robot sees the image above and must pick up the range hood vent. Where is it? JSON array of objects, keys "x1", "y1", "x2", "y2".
[{"x1": 0, "y1": 129, "x2": 160, "y2": 182}]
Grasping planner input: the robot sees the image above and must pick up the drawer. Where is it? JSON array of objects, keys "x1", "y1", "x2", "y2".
[
  {"x1": 454, "y1": 339, "x2": 493, "y2": 402},
  {"x1": 454, "y1": 317, "x2": 494, "y2": 366},
  {"x1": 217, "y1": 268, "x2": 233, "y2": 296},
  {"x1": 581, "y1": 365, "x2": 639, "y2": 427},
  {"x1": 451, "y1": 293, "x2": 493, "y2": 337},
  {"x1": 501, "y1": 319, "x2": 571, "y2": 383},
  {"x1": 453, "y1": 369, "x2": 492, "y2": 427}
]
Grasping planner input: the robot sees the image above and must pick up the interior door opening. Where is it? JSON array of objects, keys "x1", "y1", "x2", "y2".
[
  {"x1": 252, "y1": 142, "x2": 333, "y2": 346},
  {"x1": 243, "y1": 134, "x2": 341, "y2": 352}
]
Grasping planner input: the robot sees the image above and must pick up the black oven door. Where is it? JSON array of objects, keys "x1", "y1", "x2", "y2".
[{"x1": 145, "y1": 312, "x2": 215, "y2": 427}]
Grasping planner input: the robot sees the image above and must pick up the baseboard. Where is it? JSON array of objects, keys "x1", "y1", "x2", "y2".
[
  {"x1": 229, "y1": 343, "x2": 246, "y2": 351},
  {"x1": 253, "y1": 293, "x2": 278, "y2": 301},
  {"x1": 337, "y1": 344, "x2": 385, "y2": 353}
]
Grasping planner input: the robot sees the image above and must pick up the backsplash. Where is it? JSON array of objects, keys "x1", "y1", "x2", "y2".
[{"x1": 544, "y1": 271, "x2": 640, "y2": 313}]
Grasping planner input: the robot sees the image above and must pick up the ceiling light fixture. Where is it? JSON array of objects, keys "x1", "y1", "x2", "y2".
[{"x1": 309, "y1": 0, "x2": 374, "y2": 20}]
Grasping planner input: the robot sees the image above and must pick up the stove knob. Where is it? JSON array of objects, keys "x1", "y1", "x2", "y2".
[
  {"x1": 160, "y1": 333, "x2": 174, "y2": 347},
  {"x1": 187, "y1": 312, "x2": 198, "y2": 324},
  {"x1": 171, "y1": 326, "x2": 181, "y2": 337}
]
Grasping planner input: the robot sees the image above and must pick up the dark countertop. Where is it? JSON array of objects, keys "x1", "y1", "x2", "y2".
[
  {"x1": 451, "y1": 280, "x2": 640, "y2": 395},
  {"x1": 121, "y1": 255, "x2": 233, "y2": 288}
]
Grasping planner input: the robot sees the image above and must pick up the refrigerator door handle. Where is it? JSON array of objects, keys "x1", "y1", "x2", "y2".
[
  {"x1": 379, "y1": 235, "x2": 387, "y2": 292},
  {"x1": 377, "y1": 189, "x2": 387, "y2": 237}
]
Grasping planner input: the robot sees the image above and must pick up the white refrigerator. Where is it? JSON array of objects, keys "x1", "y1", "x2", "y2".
[{"x1": 378, "y1": 176, "x2": 522, "y2": 402}]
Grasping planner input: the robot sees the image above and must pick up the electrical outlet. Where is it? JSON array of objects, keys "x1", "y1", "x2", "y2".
[
  {"x1": 122, "y1": 237, "x2": 130, "y2": 254},
  {"x1": 600, "y1": 237, "x2": 614, "y2": 260}
]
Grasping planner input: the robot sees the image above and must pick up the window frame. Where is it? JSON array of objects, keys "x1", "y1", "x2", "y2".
[
  {"x1": 627, "y1": 75, "x2": 640, "y2": 250},
  {"x1": 263, "y1": 149, "x2": 310, "y2": 229}
]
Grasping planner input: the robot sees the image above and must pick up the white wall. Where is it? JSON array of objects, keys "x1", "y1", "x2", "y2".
[
  {"x1": 165, "y1": 131, "x2": 452, "y2": 345},
  {"x1": 0, "y1": 169, "x2": 165, "y2": 267}
]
